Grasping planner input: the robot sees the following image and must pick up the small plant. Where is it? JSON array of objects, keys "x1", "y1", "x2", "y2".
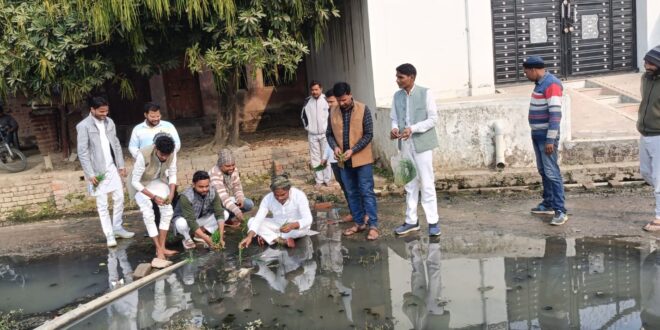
[
  {"x1": 394, "y1": 158, "x2": 416, "y2": 186},
  {"x1": 92, "y1": 173, "x2": 106, "y2": 191},
  {"x1": 337, "y1": 153, "x2": 346, "y2": 168},
  {"x1": 311, "y1": 163, "x2": 327, "y2": 172}
]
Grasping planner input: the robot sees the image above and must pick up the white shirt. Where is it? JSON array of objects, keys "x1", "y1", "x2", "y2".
[
  {"x1": 92, "y1": 115, "x2": 114, "y2": 170},
  {"x1": 390, "y1": 86, "x2": 439, "y2": 134},
  {"x1": 131, "y1": 152, "x2": 177, "y2": 192},
  {"x1": 251, "y1": 187, "x2": 313, "y2": 231}
]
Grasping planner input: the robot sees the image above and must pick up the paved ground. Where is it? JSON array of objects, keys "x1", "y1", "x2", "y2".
[{"x1": 1, "y1": 184, "x2": 658, "y2": 260}]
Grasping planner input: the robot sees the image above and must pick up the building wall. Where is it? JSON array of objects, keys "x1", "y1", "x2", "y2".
[
  {"x1": 372, "y1": 95, "x2": 572, "y2": 171},
  {"x1": 636, "y1": 0, "x2": 660, "y2": 68},
  {"x1": 305, "y1": 0, "x2": 377, "y2": 111}
]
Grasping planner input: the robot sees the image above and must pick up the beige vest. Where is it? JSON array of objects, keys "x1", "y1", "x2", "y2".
[{"x1": 330, "y1": 101, "x2": 373, "y2": 167}]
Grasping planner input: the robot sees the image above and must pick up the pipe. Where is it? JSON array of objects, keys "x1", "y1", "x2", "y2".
[{"x1": 493, "y1": 121, "x2": 506, "y2": 169}]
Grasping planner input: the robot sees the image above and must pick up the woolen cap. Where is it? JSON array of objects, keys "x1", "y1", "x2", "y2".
[
  {"x1": 645, "y1": 45, "x2": 660, "y2": 67},
  {"x1": 522, "y1": 56, "x2": 545, "y2": 69}
]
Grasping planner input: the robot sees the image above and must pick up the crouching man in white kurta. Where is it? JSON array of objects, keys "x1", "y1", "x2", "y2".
[
  {"x1": 130, "y1": 134, "x2": 178, "y2": 267},
  {"x1": 239, "y1": 176, "x2": 313, "y2": 249}
]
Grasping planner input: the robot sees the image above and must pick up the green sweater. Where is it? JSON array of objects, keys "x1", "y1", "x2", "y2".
[{"x1": 637, "y1": 74, "x2": 660, "y2": 136}]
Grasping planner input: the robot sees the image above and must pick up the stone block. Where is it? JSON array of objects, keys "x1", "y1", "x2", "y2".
[
  {"x1": 607, "y1": 180, "x2": 623, "y2": 188},
  {"x1": 133, "y1": 263, "x2": 153, "y2": 279},
  {"x1": 581, "y1": 182, "x2": 596, "y2": 190}
]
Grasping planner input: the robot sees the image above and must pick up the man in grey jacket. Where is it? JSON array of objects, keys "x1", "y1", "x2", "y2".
[{"x1": 77, "y1": 96, "x2": 134, "y2": 247}]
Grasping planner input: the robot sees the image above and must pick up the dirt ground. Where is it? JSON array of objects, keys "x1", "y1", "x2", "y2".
[{"x1": 1, "y1": 182, "x2": 658, "y2": 260}]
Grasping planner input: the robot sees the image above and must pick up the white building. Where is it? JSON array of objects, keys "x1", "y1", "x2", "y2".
[{"x1": 307, "y1": 0, "x2": 660, "y2": 172}]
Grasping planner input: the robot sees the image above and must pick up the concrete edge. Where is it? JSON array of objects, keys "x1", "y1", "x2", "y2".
[{"x1": 35, "y1": 260, "x2": 188, "y2": 330}]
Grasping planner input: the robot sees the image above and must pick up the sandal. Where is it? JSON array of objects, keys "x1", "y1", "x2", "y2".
[
  {"x1": 343, "y1": 224, "x2": 367, "y2": 236},
  {"x1": 643, "y1": 221, "x2": 660, "y2": 232},
  {"x1": 366, "y1": 227, "x2": 380, "y2": 241}
]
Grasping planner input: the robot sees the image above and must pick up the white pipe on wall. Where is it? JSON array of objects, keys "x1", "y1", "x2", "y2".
[{"x1": 493, "y1": 121, "x2": 506, "y2": 169}]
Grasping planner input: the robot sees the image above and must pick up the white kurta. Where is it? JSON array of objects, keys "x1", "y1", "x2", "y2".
[{"x1": 248, "y1": 187, "x2": 314, "y2": 245}]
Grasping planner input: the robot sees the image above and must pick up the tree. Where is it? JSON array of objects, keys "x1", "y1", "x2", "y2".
[{"x1": 0, "y1": 0, "x2": 339, "y2": 147}]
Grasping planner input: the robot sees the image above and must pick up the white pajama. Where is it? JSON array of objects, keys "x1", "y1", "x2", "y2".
[
  {"x1": 248, "y1": 216, "x2": 310, "y2": 245},
  {"x1": 640, "y1": 135, "x2": 660, "y2": 219},
  {"x1": 136, "y1": 190, "x2": 173, "y2": 237},
  {"x1": 174, "y1": 214, "x2": 219, "y2": 240},
  {"x1": 308, "y1": 133, "x2": 332, "y2": 184},
  {"x1": 91, "y1": 165, "x2": 125, "y2": 236},
  {"x1": 402, "y1": 141, "x2": 439, "y2": 225}
]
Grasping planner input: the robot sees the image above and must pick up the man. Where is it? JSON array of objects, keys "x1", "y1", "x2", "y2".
[
  {"x1": 390, "y1": 63, "x2": 441, "y2": 237},
  {"x1": 128, "y1": 102, "x2": 181, "y2": 158},
  {"x1": 76, "y1": 96, "x2": 134, "y2": 247},
  {"x1": 301, "y1": 80, "x2": 332, "y2": 188},
  {"x1": 209, "y1": 149, "x2": 254, "y2": 228},
  {"x1": 128, "y1": 102, "x2": 181, "y2": 232},
  {"x1": 239, "y1": 175, "x2": 313, "y2": 249},
  {"x1": 326, "y1": 82, "x2": 380, "y2": 240},
  {"x1": 0, "y1": 105, "x2": 19, "y2": 148},
  {"x1": 523, "y1": 56, "x2": 568, "y2": 226},
  {"x1": 131, "y1": 134, "x2": 178, "y2": 267},
  {"x1": 173, "y1": 171, "x2": 226, "y2": 249},
  {"x1": 321, "y1": 89, "x2": 352, "y2": 222},
  {"x1": 639, "y1": 45, "x2": 660, "y2": 232}
]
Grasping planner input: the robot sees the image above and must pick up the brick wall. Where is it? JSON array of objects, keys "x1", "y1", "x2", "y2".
[
  {"x1": 0, "y1": 140, "x2": 311, "y2": 220},
  {"x1": 4, "y1": 95, "x2": 36, "y2": 146},
  {"x1": 30, "y1": 110, "x2": 60, "y2": 155}
]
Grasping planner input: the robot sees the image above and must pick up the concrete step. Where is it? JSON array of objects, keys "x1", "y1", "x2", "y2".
[
  {"x1": 594, "y1": 94, "x2": 624, "y2": 105},
  {"x1": 577, "y1": 87, "x2": 616, "y2": 97}
]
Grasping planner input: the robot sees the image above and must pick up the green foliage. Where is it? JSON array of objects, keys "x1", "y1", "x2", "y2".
[
  {"x1": 0, "y1": 309, "x2": 21, "y2": 330},
  {"x1": 394, "y1": 159, "x2": 417, "y2": 186}
]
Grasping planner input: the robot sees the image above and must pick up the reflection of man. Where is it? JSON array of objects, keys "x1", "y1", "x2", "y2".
[
  {"x1": 403, "y1": 238, "x2": 448, "y2": 329},
  {"x1": 106, "y1": 242, "x2": 138, "y2": 330},
  {"x1": 538, "y1": 237, "x2": 570, "y2": 329},
  {"x1": 254, "y1": 236, "x2": 317, "y2": 294},
  {"x1": 151, "y1": 274, "x2": 192, "y2": 323},
  {"x1": 641, "y1": 250, "x2": 660, "y2": 327}
]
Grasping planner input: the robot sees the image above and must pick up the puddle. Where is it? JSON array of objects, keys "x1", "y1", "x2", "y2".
[
  {"x1": 0, "y1": 241, "x2": 152, "y2": 315},
  {"x1": 64, "y1": 209, "x2": 660, "y2": 330}
]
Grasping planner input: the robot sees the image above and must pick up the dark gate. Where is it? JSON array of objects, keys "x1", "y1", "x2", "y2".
[{"x1": 491, "y1": 0, "x2": 636, "y2": 84}]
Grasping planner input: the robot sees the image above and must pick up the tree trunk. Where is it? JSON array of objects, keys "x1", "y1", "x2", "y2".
[{"x1": 213, "y1": 72, "x2": 241, "y2": 146}]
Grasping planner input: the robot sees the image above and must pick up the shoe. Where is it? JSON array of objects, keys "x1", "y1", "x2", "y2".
[
  {"x1": 114, "y1": 228, "x2": 135, "y2": 239},
  {"x1": 531, "y1": 204, "x2": 555, "y2": 215},
  {"x1": 428, "y1": 224, "x2": 441, "y2": 236},
  {"x1": 106, "y1": 234, "x2": 117, "y2": 248},
  {"x1": 182, "y1": 239, "x2": 196, "y2": 250},
  {"x1": 550, "y1": 211, "x2": 568, "y2": 226},
  {"x1": 394, "y1": 223, "x2": 420, "y2": 235}
]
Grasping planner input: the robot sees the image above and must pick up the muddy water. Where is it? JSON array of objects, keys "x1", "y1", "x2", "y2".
[
  {"x1": 65, "y1": 209, "x2": 660, "y2": 330},
  {"x1": 0, "y1": 241, "x2": 152, "y2": 315}
]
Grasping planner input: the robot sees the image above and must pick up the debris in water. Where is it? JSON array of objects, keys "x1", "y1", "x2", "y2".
[{"x1": 478, "y1": 286, "x2": 494, "y2": 292}]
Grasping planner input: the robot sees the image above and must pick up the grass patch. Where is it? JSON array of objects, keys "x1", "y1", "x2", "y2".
[
  {"x1": 373, "y1": 165, "x2": 394, "y2": 182},
  {"x1": 0, "y1": 310, "x2": 21, "y2": 330},
  {"x1": 7, "y1": 198, "x2": 59, "y2": 222}
]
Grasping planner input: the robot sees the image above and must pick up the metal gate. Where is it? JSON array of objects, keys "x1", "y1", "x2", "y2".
[{"x1": 491, "y1": 0, "x2": 636, "y2": 84}]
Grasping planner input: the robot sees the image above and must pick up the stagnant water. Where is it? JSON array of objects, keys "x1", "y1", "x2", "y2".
[
  {"x1": 56, "y1": 209, "x2": 659, "y2": 330},
  {"x1": 0, "y1": 241, "x2": 152, "y2": 315}
]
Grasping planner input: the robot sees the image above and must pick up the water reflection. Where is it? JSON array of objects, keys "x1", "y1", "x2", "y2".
[
  {"x1": 69, "y1": 211, "x2": 659, "y2": 329},
  {"x1": 105, "y1": 242, "x2": 137, "y2": 330}
]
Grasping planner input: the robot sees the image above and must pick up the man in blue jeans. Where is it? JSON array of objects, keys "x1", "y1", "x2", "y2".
[
  {"x1": 523, "y1": 56, "x2": 568, "y2": 225},
  {"x1": 326, "y1": 82, "x2": 380, "y2": 240}
]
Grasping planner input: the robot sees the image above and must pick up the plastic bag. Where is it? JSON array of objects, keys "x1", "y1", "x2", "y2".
[{"x1": 391, "y1": 140, "x2": 417, "y2": 186}]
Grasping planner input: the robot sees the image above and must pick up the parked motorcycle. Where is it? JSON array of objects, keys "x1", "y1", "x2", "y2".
[{"x1": 0, "y1": 127, "x2": 27, "y2": 172}]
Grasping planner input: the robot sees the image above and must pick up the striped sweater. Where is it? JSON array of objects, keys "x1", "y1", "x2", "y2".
[
  {"x1": 209, "y1": 165, "x2": 245, "y2": 215},
  {"x1": 529, "y1": 72, "x2": 563, "y2": 144}
]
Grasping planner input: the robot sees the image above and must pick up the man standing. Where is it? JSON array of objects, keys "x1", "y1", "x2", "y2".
[
  {"x1": 301, "y1": 80, "x2": 332, "y2": 188},
  {"x1": 209, "y1": 149, "x2": 254, "y2": 228},
  {"x1": 326, "y1": 82, "x2": 379, "y2": 240},
  {"x1": 173, "y1": 171, "x2": 226, "y2": 249},
  {"x1": 128, "y1": 102, "x2": 181, "y2": 158},
  {"x1": 0, "y1": 105, "x2": 19, "y2": 148},
  {"x1": 131, "y1": 134, "x2": 178, "y2": 267},
  {"x1": 523, "y1": 56, "x2": 568, "y2": 225},
  {"x1": 77, "y1": 96, "x2": 134, "y2": 247},
  {"x1": 239, "y1": 175, "x2": 313, "y2": 249},
  {"x1": 128, "y1": 102, "x2": 180, "y2": 232},
  {"x1": 390, "y1": 63, "x2": 441, "y2": 237},
  {"x1": 638, "y1": 45, "x2": 660, "y2": 232}
]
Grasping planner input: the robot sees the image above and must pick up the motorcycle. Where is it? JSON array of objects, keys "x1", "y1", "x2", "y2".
[{"x1": 0, "y1": 128, "x2": 27, "y2": 172}]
